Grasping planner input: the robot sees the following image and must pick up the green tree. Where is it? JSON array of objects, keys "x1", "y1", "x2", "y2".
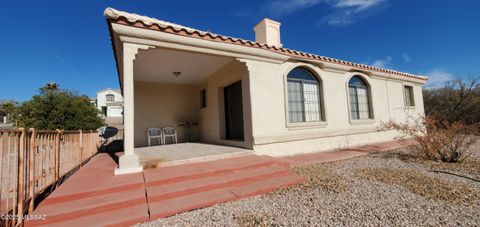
[{"x1": 16, "y1": 83, "x2": 104, "y2": 130}]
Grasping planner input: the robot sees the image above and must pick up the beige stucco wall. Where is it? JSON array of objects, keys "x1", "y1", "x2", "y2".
[
  {"x1": 132, "y1": 58, "x2": 425, "y2": 155},
  {"x1": 244, "y1": 60, "x2": 425, "y2": 156},
  {"x1": 197, "y1": 60, "x2": 254, "y2": 149},
  {"x1": 134, "y1": 81, "x2": 199, "y2": 147}
]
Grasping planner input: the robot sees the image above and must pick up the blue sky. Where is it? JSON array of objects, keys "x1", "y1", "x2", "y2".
[{"x1": 1, "y1": 0, "x2": 479, "y2": 101}]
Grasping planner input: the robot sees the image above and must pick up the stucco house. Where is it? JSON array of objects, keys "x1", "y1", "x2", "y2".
[
  {"x1": 95, "y1": 88, "x2": 124, "y2": 126},
  {"x1": 104, "y1": 8, "x2": 427, "y2": 174}
]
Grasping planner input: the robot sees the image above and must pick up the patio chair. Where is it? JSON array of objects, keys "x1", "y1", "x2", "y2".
[
  {"x1": 162, "y1": 127, "x2": 177, "y2": 144},
  {"x1": 147, "y1": 128, "x2": 163, "y2": 146}
]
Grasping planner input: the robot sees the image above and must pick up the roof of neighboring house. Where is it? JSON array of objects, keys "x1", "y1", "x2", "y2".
[
  {"x1": 97, "y1": 88, "x2": 121, "y2": 94},
  {"x1": 104, "y1": 7, "x2": 428, "y2": 82}
]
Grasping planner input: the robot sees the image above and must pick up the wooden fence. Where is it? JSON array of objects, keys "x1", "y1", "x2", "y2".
[{"x1": 0, "y1": 129, "x2": 100, "y2": 226}]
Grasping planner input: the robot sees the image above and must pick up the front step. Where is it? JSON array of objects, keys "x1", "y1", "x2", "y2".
[
  {"x1": 26, "y1": 154, "x2": 305, "y2": 226},
  {"x1": 148, "y1": 173, "x2": 306, "y2": 220},
  {"x1": 146, "y1": 164, "x2": 291, "y2": 203}
]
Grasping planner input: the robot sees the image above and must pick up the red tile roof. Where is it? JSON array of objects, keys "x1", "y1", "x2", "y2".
[{"x1": 104, "y1": 8, "x2": 427, "y2": 82}]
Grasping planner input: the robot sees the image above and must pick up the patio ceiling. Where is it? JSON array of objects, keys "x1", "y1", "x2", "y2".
[{"x1": 134, "y1": 48, "x2": 233, "y2": 84}]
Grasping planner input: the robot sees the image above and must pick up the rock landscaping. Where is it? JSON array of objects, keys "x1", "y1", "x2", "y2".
[{"x1": 138, "y1": 140, "x2": 480, "y2": 226}]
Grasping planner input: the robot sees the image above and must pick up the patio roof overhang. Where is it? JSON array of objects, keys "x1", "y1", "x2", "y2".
[
  {"x1": 106, "y1": 21, "x2": 290, "y2": 91},
  {"x1": 134, "y1": 48, "x2": 233, "y2": 85}
]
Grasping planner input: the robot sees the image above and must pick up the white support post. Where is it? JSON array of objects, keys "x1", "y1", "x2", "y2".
[{"x1": 114, "y1": 42, "x2": 151, "y2": 175}]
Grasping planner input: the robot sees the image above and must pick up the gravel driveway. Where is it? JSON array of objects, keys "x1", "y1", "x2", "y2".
[{"x1": 138, "y1": 141, "x2": 480, "y2": 226}]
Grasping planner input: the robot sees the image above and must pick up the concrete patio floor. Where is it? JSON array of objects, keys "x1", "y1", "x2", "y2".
[{"x1": 135, "y1": 143, "x2": 253, "y2": 168}]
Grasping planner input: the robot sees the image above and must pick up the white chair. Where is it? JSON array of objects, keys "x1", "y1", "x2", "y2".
[
  {"x1": 162, "y1": 127, "x2": 177, "y2": 144},
  {"x1": 147, "y1": 128, "x2": 163, "y2": 146}
]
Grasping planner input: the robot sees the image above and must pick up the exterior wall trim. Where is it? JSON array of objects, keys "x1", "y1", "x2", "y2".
[{"x1": 254, "y1": 126, "x2": 388, "y2": 145}]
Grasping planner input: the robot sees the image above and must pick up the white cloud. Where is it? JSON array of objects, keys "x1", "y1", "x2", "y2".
[
  {"x1": 402, "y1": 53, "x2": 411, "y2": 63},
  {"x1": 370, "y1": 56, "x2": 392, "y2": 68},
  {"x1": 264, "y1": 0, "x2": 321, "y2": 17},
  {"x1": 259, "y1": 0, "x2": 387, "y2": 26},
  {"x1": 425, "y1": 69, "x2": 455, "y2": 88},
  {"x1": 333, "y1": 0, "x2": 385, "y2": 10},
  {"x1": 320, "y1": 0, "x2": 387, "y2": 26}
]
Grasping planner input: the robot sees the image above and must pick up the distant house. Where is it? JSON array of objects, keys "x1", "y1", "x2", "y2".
[{"x1": 95, "y1": 88, "x2": 123, "y2": 125}]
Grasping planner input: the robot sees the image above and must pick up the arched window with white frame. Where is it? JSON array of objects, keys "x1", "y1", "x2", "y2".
[
  {"x1": 348, "y1": 76, "x2": 372, "y2": 120},
  {"x1": 287, "y1": 67, "x2": 323, "y2": 123}
]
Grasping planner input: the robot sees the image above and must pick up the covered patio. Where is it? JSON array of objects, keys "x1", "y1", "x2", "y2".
[
  {"x1": 112, "y1": 36, "x2": 258, "y2": 174},
  {"x1": 106, "y1": 8, "x2": 290, "y2": 174}
]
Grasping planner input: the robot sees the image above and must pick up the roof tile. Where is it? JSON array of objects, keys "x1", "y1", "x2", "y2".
[{"x1": 104, "y1": 7, "x2": 427, "y2": 81}]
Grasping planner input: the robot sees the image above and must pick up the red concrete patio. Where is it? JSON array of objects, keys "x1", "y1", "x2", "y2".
[{"x1": 26, "y1": 141, "x2": 401, "y2": 227}]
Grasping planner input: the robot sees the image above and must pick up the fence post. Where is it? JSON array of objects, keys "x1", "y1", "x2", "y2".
[
  {"x1": 17, "y1": 128, "x2": 25, "y2": 225},
  {"x1": 91, "y1": 130, "x2": 95, "y2": 156},
  {"x1": 54, "y1": 129, "x2": 62, "y2": 180},
  {"x1": 29, "y1": 128, "x2": 36, "y2": 213},
  {"x1": 79, "y1": 130, "x2": 83, "y2": 162}
]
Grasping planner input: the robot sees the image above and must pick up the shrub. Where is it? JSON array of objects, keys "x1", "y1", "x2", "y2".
[{"x1": 382, "y1": 115, "x2": 477, "y2": 162}]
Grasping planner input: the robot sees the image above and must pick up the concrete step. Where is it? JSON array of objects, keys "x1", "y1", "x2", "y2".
[
  {"x1": 26, "y1": 154, "x2": 304, "y2": 227},
  {"x1": 28, "y1": 203, "x2": 149, "y2": 227},
  {"x1": 146, "y1": 164, "x2": 291, "y2": 203},
  {"x1": 143, "y1": 154, "x2": 282, "y2": 187},
  {"x1": 29, "y1": 187, "x2": 146, "y2": 225},
  {"x1": 148, "y1": 173, "x2": 306, "y2": 220},
  {"x1": 28, "y1": 162, "x2": 294, "y2": 226},
  {"x1": 42, "y1": 155, "x2": 279, "y2": 205}
]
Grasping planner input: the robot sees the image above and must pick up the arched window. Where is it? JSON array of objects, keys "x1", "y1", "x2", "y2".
[
  {"x1": 348, "y1": 76, "x2": 371, "y2": 120},
  {"x1": 287, "y1": 67, "x2": 323, "y2": 123},
  {"x1": 106, "y1": 94, "x2": 115, "y2": 102}
]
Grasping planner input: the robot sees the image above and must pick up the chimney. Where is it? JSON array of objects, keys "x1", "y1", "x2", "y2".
[{"x1": 253, "y1": 18, "x2": 282, "y2": 47}]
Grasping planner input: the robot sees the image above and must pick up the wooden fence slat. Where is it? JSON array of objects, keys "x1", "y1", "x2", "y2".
[
  {"x1": 0, "y1": 128, "x2": 100, "y2": 226},
  {"x1": 17, "y1": 129, "x2": 25, "y2": 225},
  {"x1": 29, "y1": 129, "x2": 36, "y2": 213},
  {"x1": 6, "y1": 133, "x2": 11, "y2": 227},
  {"x1": 0, "y1": 132, "x2": 4, "y2": 214}
]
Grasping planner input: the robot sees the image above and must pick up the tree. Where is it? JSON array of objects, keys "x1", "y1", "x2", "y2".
[
  {"x1": 423, "y1": 77, "x2": 480, "y2": 125},
  {"x1": 16, "y1": 83, "x2": 104, "y2": 130}
]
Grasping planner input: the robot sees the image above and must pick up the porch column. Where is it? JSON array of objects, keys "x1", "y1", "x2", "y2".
[{"x1": 115, "y1": 43, "x2": 151, "y2": 175}]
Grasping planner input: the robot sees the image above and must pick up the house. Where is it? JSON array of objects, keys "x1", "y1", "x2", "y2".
[
  {"x1": 104, "y1": 8, "x2": 427, "y2": 174},
  {"x1": 95, "y1": 88, "x2": 124, "y2": 126}
]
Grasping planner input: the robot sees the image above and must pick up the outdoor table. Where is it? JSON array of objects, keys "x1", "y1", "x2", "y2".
[{"x1": 176, "y1": 122, "x2": 198, "y2": 142}]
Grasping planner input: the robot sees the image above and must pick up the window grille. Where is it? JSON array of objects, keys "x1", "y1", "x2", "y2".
[
  {"x1": 287, "y1": 68, "x2": 322, "y2": 123},
  {"x1": 348, "y1": 76, "x2": 371, "y2": 120}
]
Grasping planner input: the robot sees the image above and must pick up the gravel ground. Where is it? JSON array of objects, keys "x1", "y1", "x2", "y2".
[{"x1": 138, "y1": 140, "x2": 480, "y2": 226}]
